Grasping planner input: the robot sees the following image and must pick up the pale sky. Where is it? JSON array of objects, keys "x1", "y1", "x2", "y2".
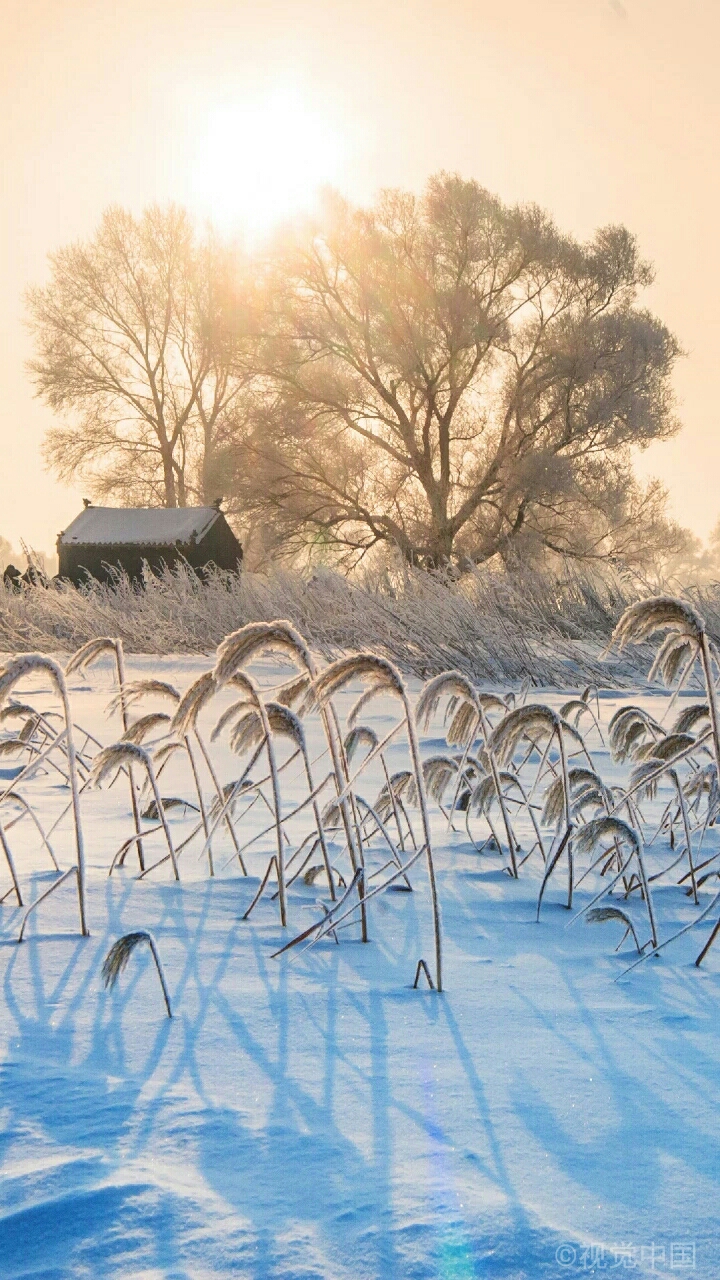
[{"x1": 2, "y1": 0, "x2": 719, "y2": 555}]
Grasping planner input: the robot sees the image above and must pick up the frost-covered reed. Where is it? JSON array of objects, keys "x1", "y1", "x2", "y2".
[
  {"x1": 8, "y1": 589, "x2": 720, "y2": 997},
  {"x1": 102, "y1": 930, "x2": 172, "y2": 1017},
  {"x1": 0, "y1": 653, "x2": 88, "y2": 938},
  {"x1": 0, "y1": 560, "x2": 675, "y2": 686}
]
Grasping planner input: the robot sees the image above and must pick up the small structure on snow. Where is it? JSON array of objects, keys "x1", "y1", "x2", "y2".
[{"x1": 57, "y1": 503, "x2": 243, "y2": 585}]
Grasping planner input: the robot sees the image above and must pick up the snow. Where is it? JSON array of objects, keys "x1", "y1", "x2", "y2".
[
  {"x1": 0, "y1": 655, "x2": 718, "y2": 1279},
  {"x1": 60, "y1": 507, "x2": 220, "y2": 547}
]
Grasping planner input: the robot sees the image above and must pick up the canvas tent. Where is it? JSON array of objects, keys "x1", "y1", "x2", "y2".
[{"x1": 57, "y1": 504, "x2": 243, "y2": 585}]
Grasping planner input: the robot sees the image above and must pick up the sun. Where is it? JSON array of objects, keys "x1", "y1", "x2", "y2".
[{"x1": 189, "y1": 89, "x2": 344, "y2": 240}]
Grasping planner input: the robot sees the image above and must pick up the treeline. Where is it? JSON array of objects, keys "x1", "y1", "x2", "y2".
[{"x1": 26, "y1": 174, "x2": 691, "y2": 575}]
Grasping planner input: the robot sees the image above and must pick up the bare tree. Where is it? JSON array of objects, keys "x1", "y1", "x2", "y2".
[
  {"x1": 27, "y1": 206, "x2": 250, "y2": 508},
  {"x1": 237, "y1": 175, "x2": 681, "y2": 568}
]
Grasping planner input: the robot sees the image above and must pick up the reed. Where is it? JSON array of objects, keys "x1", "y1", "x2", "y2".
[
  {"x1": 608, "y1": 706, "x2": 665, "y2": 764},
  {"x1": 205, "y1": 673, "x2": 287, "y2": 922},
  {"x1": 309, "y1": 653, "x2": 443, "y2": 991},
  {"x1": 102, "y1": 930, "x2": 172, "y2": 1018},
  {"x1": 570, "y1": 816, "x2": 658, "y2": 950},
  {"x1": 629, "y1": 758, "x2": 698, "y2": 902},
  {"x1": 607, "y1": 596, "x2": 720, "y2": 777},
  {"x1": 168, "y1": 671, "x2": 248, "y2": 874},
  {"x1": 585, "y1": 906, "x2": 643, "y2": 954},
  {"x1": 67, "y1": 637, "x2": 146, "y2": 869},
  {"x1": 215, "y1": 621, "x2": 363, "y2": 921},
  {"x1": 416, "y1": 670, "x2": 518, "y2": 869},
  {"x1": 0, "y1": 654, "x2": 88, "y2": 937},
  {"x1": 91, "y1": 742, "x2": 179, "y2": 880},
  {"x1": 491, "y1": 704, "x2": 583, "y2": 906}
]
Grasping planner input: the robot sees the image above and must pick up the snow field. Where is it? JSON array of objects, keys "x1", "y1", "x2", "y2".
[{"x1": 0, "y1": 655, "x2": 718, "y2": 1279}]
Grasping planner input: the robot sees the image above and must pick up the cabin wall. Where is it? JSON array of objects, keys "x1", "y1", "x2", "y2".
[
  {"x1": 58, "y1": 517, "x2": 242, "y2": 585},
  {"x1": 59, "y1": 544, "x2": 179, "y2": 584},
  {"x1": 192, "y1": 519, "x2": 243, "y2": 572}
]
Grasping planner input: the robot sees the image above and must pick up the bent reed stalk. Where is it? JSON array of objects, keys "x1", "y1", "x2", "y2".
[
  {"x1": 308, "y1": 653, "x2": 444, "y2": 991},
  {"x1": 102, "y1": 930, "x2": 173, "y2": 1017},
  {"x1": 14, "y1": 595, "x2": 720, "y2": 986},
  {"x1": 91, "y1": 742, "x2": 180, "y2": 881},
  {"x1": 68, "y1": 637, "x2": 147, "y2": 870},
  {"x1": 0, "y1": 654, "x2": 88, "y2": 937}
]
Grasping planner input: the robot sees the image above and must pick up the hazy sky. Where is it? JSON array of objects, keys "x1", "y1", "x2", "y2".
[{"x1": 3, "y1": 0, "x2": 719, "y2": 554}]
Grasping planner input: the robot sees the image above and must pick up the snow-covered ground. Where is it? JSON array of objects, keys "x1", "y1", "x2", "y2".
[{"x1": 0, "y1": 654, "x2": 718, "y2": 1279}]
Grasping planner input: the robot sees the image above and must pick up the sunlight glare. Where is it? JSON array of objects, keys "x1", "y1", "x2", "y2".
[{"x1": 190, "y1": 90, "x2": 344, "y2": 239}]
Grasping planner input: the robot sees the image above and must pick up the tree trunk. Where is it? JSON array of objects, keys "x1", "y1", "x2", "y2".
[
  {"x1": 162, "y1": 450, "x2": 177, "y2": 508},
  {"x1": 425, "y1": 523, "x2": 455, "y2": 569}
]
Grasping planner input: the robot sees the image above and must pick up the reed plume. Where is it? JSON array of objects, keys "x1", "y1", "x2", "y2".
[
  {"x1": 68, "y1": 638, "x2": 147, "y2": 870},
  {"x1": 214, "y1": 624, "x2": 364, "y2": 922},
  {"x1": 106, "y1": 679, "x2": 181, "y2": 716},
  {"x1": 607, "y1": 596, "x2": 720, "y2": 778},
  {"x1": 170, "y1": 672, "x2": 217, "y2": 738},
  {"x1": 628, "y1": 756, "x2": 699, "y2": 902},
  {"x1": 91, "y1": 742, "x2": 179, "y2": 881},
  {"x1": 633, "y1": 732, "x2": 696, "y2": 765},
  {"x1": 416, "y1": 672, "x2": 479, "y2": 747},
  {"x1": 102, "y1": 930, "x2": 172, "y2": 1017},
  {"x1": 211, "y1": 698, "x2": 254, "y2": 743},
  {"x1": 344, "y1": 726, "x2": 379, "y2": 764},
  {"x1": 608, "y1": 706, "x2": 664, "y2": 763},
  {"x1": 585, "y1": 906, "x2": 643, "y2": 953},
  {"x1": 209, "y1": 670, "x2": 289, "y2": 920},
  {"x1": 672, "y1": 703, "x2": 710, "y2": 735},
  {"x1": 416, "y1": 670, "x2": 517, "y2": 873},
  {"x1": 559, "y1": 699, "x2": 604, "y2": 743},
  {"x1": 170, "y1": 671, "x2": 250, "y2": 876},
  {"x1": 418, "y1": 756, "x2": 462, "y2": 806},
  {"x1": 1, "y1": 790, "x2": 58, "y2": 871},
  {"x1": 491, "y1": 704, "x2": 581, "y2": 904},
  {"x1": 215, "y1": 620, "x2": 314, "y2": 685},
  {"x1": 609, "y1": 596, "x2": 705, "y2": 649},
  {"x1": 308, "y1": 654, "x2": 404, "y2": 707},
  {"x1": 346, "y1": 723, "x2": 414, "y2": 855},
  {"x1": 572, "y1": 816, "x2": 658, "y2": 949},
  {"x1": 542, "y1": 767, "x2": 613, "y2": 828},
  {"x1": 274, "y1": 673, "x2": 312, "y2": 709},
  {"x1": 310, "y1": 652, "x2": 443, "y2": 989},
  {"x1": 0, "y1": 701, "x2": 40, "y2": 725},
  {"x1": 0, "y1": 654, "x2": 88, "y2": 937},
  {"x1": 371, "y1": 768, "x2": 412, "y2": 819},
  {"x1": 121, "y1": 713, "x2": 172, "y2": 745},
  {"x1": 490, "y1": 704, "x2": 584, "y2": 768},
  {"x1": 66, "y1": 637, "x2": 119, "y2": 677}
]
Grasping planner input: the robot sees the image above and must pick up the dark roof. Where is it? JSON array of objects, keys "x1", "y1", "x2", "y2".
[{"x1": 59, "y1": 506, "x2": 222, "y2": 548}]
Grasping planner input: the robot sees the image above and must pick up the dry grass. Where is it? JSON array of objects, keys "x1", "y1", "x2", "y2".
[{"x1": 0, "y1": 560, "x2": 702, "y2": 687}]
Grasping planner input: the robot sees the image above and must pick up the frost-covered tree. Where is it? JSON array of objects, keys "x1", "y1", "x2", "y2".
[
  {"x1": 27, "y1": 206, "x2": 249, "y2": 509},
  {"x1": 239, "y1": 174, "x2": 681, "y2": 568}
]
